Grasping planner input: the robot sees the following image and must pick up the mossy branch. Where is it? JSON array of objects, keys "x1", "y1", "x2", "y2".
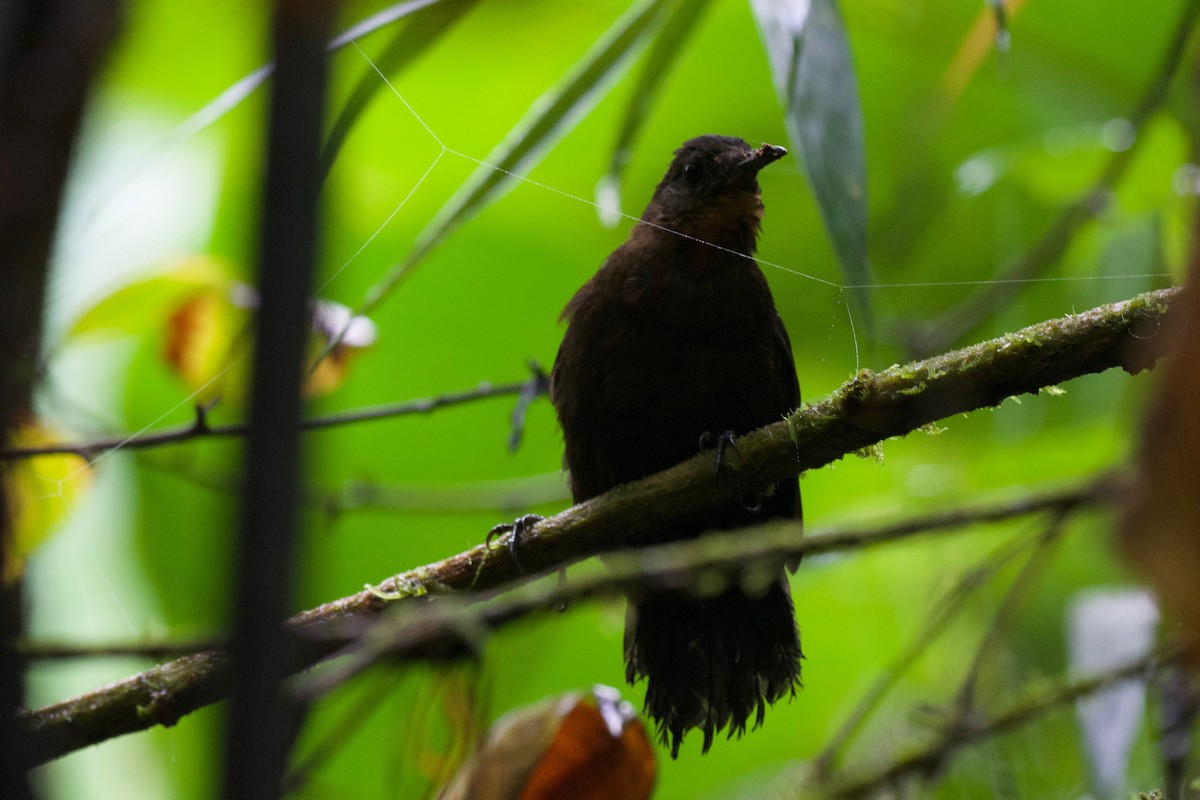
[
  {"x1": 295, "y1": 477, "x2": 1117, "y2": 697},
  {"x1": 17, "y1": 286, "x2": 1181, "y2": 764},
  {"x1": 302, "y1": 285, "x2": 1178, "y2": 619}
]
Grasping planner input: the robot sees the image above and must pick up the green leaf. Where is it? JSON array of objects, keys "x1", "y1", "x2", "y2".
[
  {"x1": 319, "y1": 0, "x2": 482, "y2": 181},
  {"x1": 67, "y1": 258, "x2": 228, "y2": 340},
  {"x1": 751, "y1": 0, "x2": 872, "y2": 326},
  {"x1": 175, "y1": 0, "x2": 455, "y2": 143},
  {"x1": 329, "y1": 0, "x2": 446, "y2": 48},
  {"x1": 358, "y1": 0, "x2": 673, "y2": 315},
  {"x1": 595, "y1": 0, "x2": 717, "y2": 227}
]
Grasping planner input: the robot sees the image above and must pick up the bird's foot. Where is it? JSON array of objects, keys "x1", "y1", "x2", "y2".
[
  {"x1": 486, "y1": 513, "x2": 544, "y2": 574},
  {"x1": 699, "y1": 430, "x2": 740, "y2": 474},
  {"x1": 699, "y1": 430, "x2": 764, "y2": 512}
]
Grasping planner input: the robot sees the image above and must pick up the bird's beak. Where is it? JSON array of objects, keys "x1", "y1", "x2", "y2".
[{"x1": 737, "y1": 143, "x2": 788, "y2": 178}]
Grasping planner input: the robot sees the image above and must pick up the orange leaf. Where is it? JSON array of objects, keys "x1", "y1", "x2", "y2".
[
  {"x1": 518, "y1": 688, "x2": 655, "y2": 800},
  {"x1": 163, "y1": 288, "x2": 249, "y2": 404},
  {"x1": 439, "y1": 687, "x2": 655, "y2": 800}
]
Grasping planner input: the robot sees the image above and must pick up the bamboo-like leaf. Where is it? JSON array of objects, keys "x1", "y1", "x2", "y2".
[
  {"x1": 358, "y1": 0, "x2": 672, "y2": 314},
  {"x1": 329, "y1": 0, "x2": 444, "y2": 49},
  {"x1": 751, "y1": 0, "x2": 871, "y2": 325},
  {"x1": 319, "y1": 0, "x2": 481, "y2": 181},
  {"x1": 175, "y1": 0, "x2": 447, "y2": 143},
  {"x1": 595, "y1": 0, "x2": 717, "y2": 227}
]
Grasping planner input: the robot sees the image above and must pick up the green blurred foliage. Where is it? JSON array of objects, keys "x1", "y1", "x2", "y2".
[{"x1": 23, "y1": 0, "x2": 1197, "y2": 798}]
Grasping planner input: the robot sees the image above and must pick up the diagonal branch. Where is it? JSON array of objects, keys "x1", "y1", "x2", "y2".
[
  {"x1": 295, "y1": 476, "x2": 1119, "y2": 697},
  {"x1": 21, "y1": 475, "x2": 1118, "y2": 765},
  {"x1": 821, "y1": 649, "x2": 1171, "y2": 799},
  {"x1": 15, "y1": 286, "x2": 1181, "y2": 764},
  {"x1": 809, "y1": 513, "x2": 1064, "y2": 778},
  {"x1": 312, "y1": 285, "x2": 1177, "y2": 613}
]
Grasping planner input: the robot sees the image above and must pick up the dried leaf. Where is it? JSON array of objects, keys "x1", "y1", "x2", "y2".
[{"x1": 439, "y1": 686, "x2": 655, "y2": 800}]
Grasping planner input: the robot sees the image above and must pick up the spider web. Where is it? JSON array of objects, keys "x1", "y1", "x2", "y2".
[{"x1": 18, "y1": 2, "x2": 1179, "y2": 688}]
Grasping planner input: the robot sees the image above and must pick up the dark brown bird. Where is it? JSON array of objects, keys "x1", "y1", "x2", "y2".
[{"x1": 549, "y1": 134, "x2": 802, "y2": 757}]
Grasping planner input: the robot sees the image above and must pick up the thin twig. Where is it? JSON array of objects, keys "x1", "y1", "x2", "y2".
[
  {"x1": 319, "y1": 472, "x2": 569, "y2": 515},
  {"x1": 953, "y1": 509, "x2": 1068, "y2": 716},
  {"x1": 16, "y1": 640, "x2": 223, "y2": 661},
  {"x1": 507, "y1": 361, "x2": 549, "y2": 452},
  {"x1": 0, "y1": 369, "x2": 548, "y2": 462},
  {"x1": 809, "y1": 518, "x2": 1057, "y2": 778},
  {"x1": 822, "y1": 650, "x2": 1171, "y2": 799},
  {"x1": 282, "y1": 677, "x2": 396, "y2": 794}
]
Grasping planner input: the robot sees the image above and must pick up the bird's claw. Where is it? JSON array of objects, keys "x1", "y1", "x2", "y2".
[
  {"x1": 700, "y1": 430, "x2": 764, "y2": 511},
  {"x1": 699, "y1": 430, "x2": 739, "y2": 475},
  {"x1": 486, "y1": 513, "x2": 544, "y2": 574}
]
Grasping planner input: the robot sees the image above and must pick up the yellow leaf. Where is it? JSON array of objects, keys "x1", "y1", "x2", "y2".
[
  {"x1": 69, "y1": 255, "x2": 231, "y2": 340},
  {"x1": 2, "y1": 421, "x2": 92, "y2": 584}
]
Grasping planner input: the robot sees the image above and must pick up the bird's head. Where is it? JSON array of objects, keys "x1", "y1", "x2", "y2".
[{"x1": 641, "y1": 135, "x2": 786, "y2": 251}]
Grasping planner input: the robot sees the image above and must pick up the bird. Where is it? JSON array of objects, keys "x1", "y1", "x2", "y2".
[{"x1": 549, "y1": 134, "x2": 802, "y2": 757}]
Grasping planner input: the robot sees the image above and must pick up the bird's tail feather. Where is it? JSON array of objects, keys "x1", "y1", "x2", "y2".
[{"x1": 624, "y1": 577, "x2": 801, "y2": 758}]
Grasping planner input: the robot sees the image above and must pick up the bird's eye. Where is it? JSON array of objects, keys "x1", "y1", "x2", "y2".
[{"x1": 682, "y1": 162, "x2": 704, "y2": 185}]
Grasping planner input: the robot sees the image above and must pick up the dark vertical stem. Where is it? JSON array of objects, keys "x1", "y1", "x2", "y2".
[
  {"x1": 222, "y1": 1, "x2": 334, "y2": 796},
  {"x1": 0, "y1": 0, "x2": 119, "y2": 796}
]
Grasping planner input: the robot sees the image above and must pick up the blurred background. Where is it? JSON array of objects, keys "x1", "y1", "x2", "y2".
[{"x1": 11, "y1": 0, "x2": 1196, "y2": 796}]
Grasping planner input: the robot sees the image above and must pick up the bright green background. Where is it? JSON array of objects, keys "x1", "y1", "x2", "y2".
[{"x1": 22, "y1": 0, "x2": 1194, "y2": 797}]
